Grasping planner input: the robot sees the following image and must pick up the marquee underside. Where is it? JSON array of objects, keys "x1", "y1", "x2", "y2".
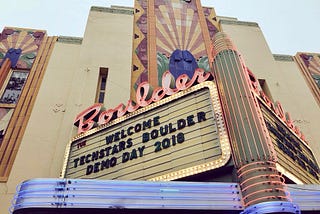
[{"x1": 11, "y1": 179, "x2": 320, "y2": 214}]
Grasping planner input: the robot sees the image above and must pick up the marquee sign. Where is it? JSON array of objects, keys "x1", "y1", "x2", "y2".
[
  {"x1": 248, "y1": 70, "x2": 320, "y2": 183},
  {"x1": 74, "y1": 69, "x2": 212, "y2": 134},
  {"x1": 62, "y1": 81, "x2": 231, "y2": 181},
  {"x1": 260, "y1": 99, "x2": 319, "y2": 183}
]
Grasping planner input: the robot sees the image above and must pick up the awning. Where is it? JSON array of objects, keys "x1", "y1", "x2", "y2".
[{"x1": 10, "y1": 178, "x2": 320, "y2": 214}]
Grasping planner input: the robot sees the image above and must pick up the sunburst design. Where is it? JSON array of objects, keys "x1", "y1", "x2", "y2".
[
  {"x1": 300, "y1": 53, "x2": 320, "y2": 89},
  {"x1": 308, "y1": 56, "x2": 320, "y2": 75},
  {"x1": 131, "y1": 0, "x2": 219, "y2": 98},
  {"x1": 0, "y1": 28, "x2": 45, "y2": 69},
  {"x1": 1, "y1": 30, "x2": 36, "y2": 54},
  {"x1": 155, "y1": 0, "x2": 206, "y2": 59}
]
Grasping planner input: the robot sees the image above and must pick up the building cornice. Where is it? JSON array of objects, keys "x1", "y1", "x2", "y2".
[
  {"x1": 57, "y1": 36, "x2": 83, "y2": 44},
  {"x1": 273, "y1": 54, "x2": 294, "y2": 61},
  {"x1": 91, "y1": 6, "x2": 134, "y2": 15},
  {"x1": 220, "y1": 19, "x2": 259, "y2": 27}
]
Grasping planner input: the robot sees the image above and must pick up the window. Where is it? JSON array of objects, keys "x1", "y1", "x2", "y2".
[
  {"x1": 0, "y1": 69, "x2": 28, "y2": 146},
  {"x1": 95, "y1": 67, "x2": 108, "y2": 103},
  {"x1": 0, "y1": 70, "x2": 28, "y2": 104}
]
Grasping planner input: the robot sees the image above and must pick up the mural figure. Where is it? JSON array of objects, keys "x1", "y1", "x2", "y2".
[{"x1": 169, "y1": 49, "x2": 198, "y2": 79}]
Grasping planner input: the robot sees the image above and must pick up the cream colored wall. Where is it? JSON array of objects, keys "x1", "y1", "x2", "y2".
[
  {"x1": 0, "y1": 8, "x2": 134, "y2": 213},
  {"x1": 274, "y1": 58, "x2": 320, "y2": 163},
  {"x1": 220, "y1": 20, "x2": 279, "y2": 95},
  {"x1": 78, "y1": 7, "x2": 133, "y2": 109},
  {"x1": 220, "y1": 21, "x2": 320, "y2": 164}
]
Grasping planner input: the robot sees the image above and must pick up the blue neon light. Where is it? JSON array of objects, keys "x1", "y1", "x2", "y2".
[
  {"x1": 241, "y1": 201, "x2": 300, "y2": 214},
  {"x1": 10, "y1": 178, "x2": 320, "y2": 214}
]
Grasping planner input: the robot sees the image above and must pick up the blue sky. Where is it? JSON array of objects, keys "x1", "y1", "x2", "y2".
[{"x1": 0, "y1": 0, "x2": 319, "y2": 55}]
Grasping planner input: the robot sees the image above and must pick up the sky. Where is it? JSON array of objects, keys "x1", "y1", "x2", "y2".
[{"x1": 0, "y1": 0, "x2": 319, "y2": 55}]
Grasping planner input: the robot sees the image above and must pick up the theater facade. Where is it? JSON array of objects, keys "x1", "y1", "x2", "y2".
[{"x1": 0, "y1": 1, "x2": 320, "y2": 213}]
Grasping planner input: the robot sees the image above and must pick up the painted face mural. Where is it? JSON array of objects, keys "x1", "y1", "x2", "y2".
[
  {"x1": 169, "y1": 49, "x2": 198, "y2": 79},
  {"x1": 2, "y1": 48, "x2": 22, "y2": 67}
]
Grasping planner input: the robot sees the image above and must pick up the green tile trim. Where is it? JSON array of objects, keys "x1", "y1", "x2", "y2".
[
  {"x1": 220, "y1": 19, "x2": 259, "y2": 27},
  {"x1": 273, "y1": 54, "x2": 294, "y2": 61},
  {"x1": 91, "y1": 6, "x2": 134, "y2": 15},
  {"x1": 57, "y1": 36, "x2": 83, "y2": 44}
]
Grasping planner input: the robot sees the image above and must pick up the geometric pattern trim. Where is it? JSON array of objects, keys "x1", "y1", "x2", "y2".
[{"x1": 0, "y1": 27, "x2": 45, "y2": 69}]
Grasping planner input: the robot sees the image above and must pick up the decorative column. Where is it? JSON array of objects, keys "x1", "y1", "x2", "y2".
[{"x1": 211, "y1": 32, "x2": 300, "y2": 213}]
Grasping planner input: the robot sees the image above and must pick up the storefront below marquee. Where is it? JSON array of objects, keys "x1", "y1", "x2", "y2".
[{"x1": 11, "y1": 178, "x2": 320, "y2": 214}]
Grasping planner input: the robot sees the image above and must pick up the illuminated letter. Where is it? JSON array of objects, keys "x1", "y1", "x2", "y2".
[
  {"x1": 285, "y1": 112, "x2": 294, "y2": 129},
  {"x1": 74, "y1": 103, "x2": 103, "y2": 134},
  {"x1": 162, "y1": 71, "x2": 178, "y2": 95},
  {"x1": 190, "y1": 68, "x2": 211, "y2": 85},
  {"x1": 136, "y1": 82, "x2": 153, "y2": 107},
  {"x1": 152, "y1": 87, "x2": 166, "y2": 102},
  {"x1": 175, "y1": 74, "x2": 190, "y2": 90},
  {"x1": 275, "y1": 101, "x2": 286, "y2": 121},
  {"x1": 247, "y1": 68, "x2": 259, "y2": 94},
  {"x1": 260, "y1": 91, "x2": 272, "y2": 108},
  {"x1": 114, "y1": 103, "x2": 129, "y2": 118},
  {"x1": 98, "y1": 109, "x2": 115, "y2": 125},
  {"x1": 126, "y1": 100, "x2": 139, "y2": 113}
]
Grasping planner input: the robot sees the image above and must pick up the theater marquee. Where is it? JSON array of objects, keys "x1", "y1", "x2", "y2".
[{"x1": 62, "y1": 81, "x2": 231, "y2": 181}]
